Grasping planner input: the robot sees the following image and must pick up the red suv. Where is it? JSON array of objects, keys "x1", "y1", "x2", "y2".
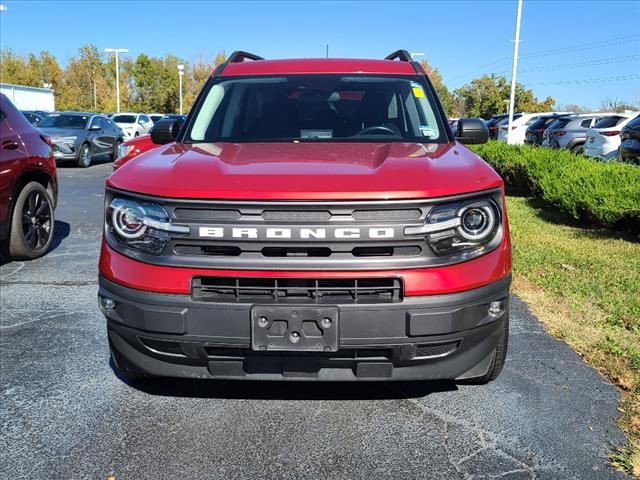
[
  {"x1": 100, "y1": 51, "x2": 511, "y2": 383},
  {"x1": 0, "y1": 94, "x2": 57, "y2": 259}
]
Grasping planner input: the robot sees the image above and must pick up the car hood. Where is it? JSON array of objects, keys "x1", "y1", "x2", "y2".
[
  {"x1": 39, "y1": 127, "x2": 86, "y2": 139},
  {"x1": 107, "y1": 141, "x2": 502, "y2": 201}
]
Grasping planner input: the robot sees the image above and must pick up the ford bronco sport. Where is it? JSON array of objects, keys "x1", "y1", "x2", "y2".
[{"x1": 99, "y1": 50, "x2": 511, "y2": 383}]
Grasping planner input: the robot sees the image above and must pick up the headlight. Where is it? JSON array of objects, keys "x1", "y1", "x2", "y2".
[
  {"x1": 56, "y1": 136, "x2": 77, "y2": 146},
  {"x1": 117, "y1": 144, "x2": 134, "y2": 160},
  {"x1": 106, "y1": 197, "x2": 189, "y2": 255},
  {"x1": 405, "y1": 197, "x2": 501, "y2": 256}
]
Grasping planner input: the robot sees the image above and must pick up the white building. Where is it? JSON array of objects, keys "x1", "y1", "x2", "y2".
[{"x1": 0, "y1": 83, "x2": 55, "y2": 111}]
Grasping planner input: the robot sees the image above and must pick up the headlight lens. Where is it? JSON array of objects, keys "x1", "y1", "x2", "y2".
[
  {"x1": 106, "y1": 197, "x2": 189, "y2": 255},
  {"x1": 116, "y1": 144, "x2": 134, "y2": 160},
  {"x1": 405, "y1": 197, "x2": 501, "y2": 256},
  {"x1": 457, "y1": 203, "x2": 496, "y2": 241}
]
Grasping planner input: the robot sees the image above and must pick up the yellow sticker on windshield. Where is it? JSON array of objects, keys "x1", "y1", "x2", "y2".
[{"x1": 412, "y1": 86, "x2": 425, "y2": 98}]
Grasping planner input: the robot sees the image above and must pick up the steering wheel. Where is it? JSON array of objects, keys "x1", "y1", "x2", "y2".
[{"x1": 355, "y1": 125, "x2": 398, "y2": 136}]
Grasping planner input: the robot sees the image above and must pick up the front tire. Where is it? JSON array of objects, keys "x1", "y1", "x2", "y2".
[
  {"x1": 9, "y1": 182, "x2": 55, "y2": 259},
  {"x1": 77, "y1": 143, "x2": 92, "y2": 168},
  {"x1": 109, "y1": 335, "x2": 152, "y2": 383},
  {"x1": 464, "y1": 313, "x2": 509, "y2": 384}
]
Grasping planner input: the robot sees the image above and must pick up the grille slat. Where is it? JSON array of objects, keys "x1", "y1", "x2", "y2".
[{"x1": 192, "y1": 277, "x2": 402, "y2": 304}]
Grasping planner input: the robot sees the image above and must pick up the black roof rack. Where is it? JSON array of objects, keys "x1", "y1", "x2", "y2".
[
  {"x1": 214, "y1": 50, "x2": 264, "y2": 77},
  {"x1": 384, "y1": 50, "x2": 413, "y2": 62},
  {"x1": 227, "y1": 51, "x2": 265, "y2": 63}
]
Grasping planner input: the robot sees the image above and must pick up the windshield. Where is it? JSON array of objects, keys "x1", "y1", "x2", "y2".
[
  {"x1": 39, "y1": 114, "x2": 88, "y2": 129},
  {"x1": 186, "y1": 75, "x2": 446, "y2": 143},
  {"x1": 112, "y1": 115, "x2": 137, "y2": 123}
]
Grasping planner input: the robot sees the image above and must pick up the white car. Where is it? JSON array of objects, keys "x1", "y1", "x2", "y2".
[
  {"x1": 497, "y1": 112, "x2": 570, "y2": 145},
  {"x1": 111, "y1": 113, "x2": 153, "y2": 139},
  {"x1": 583, "y1": 113, "x2": 639, "y2": 160}
]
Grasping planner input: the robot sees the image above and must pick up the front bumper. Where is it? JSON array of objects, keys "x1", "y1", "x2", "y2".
[{"x1": 100, "y1": 274, "x2": 511, "y2": 381}]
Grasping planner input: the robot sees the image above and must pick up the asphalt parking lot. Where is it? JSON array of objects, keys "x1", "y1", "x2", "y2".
[{"x1": 0, "y1": 163, "x2": 630, "y2": 480}]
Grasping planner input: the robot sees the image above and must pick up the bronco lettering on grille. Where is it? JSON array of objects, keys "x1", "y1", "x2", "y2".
[{"x1": 197, "y1": 226, "x2": 396, "y2": 240}]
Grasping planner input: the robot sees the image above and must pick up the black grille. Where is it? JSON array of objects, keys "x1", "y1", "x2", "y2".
[
  {"x1": 205, "y1": 346, "x2": 393, "y2": 360},
  {"x1": 352, "y1": 209, "x2": 422, "y2": 221},
  {"x1": 192, "y1": 277, "x2": 402, "y2": 303},
  {"x1": 173, "y1": 208, "x2": 241, "y2": 221},
  {"x1": 262, "y1": 210, "x2": 331, "y2": 222}
]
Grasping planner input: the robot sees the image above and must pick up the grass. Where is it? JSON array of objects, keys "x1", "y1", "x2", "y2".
[{"x1": 506, "y1": 196, "x2": 640, "y2": 477}]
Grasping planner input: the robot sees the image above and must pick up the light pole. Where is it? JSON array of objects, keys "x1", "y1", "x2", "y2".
[
  {"x1": 177, "y1": 64, "x2": 184, "y2": 115},
  {"x1": 104, "y1": 48, "x2": 128, "y2": 113},
  {"x1": 506, "y1": 0, "x2": 523, "y2": 145}
]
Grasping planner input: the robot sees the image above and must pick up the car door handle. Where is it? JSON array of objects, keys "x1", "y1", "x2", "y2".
[{"x1": 2, "y1": 140, "x2": 20, "y2": 150}]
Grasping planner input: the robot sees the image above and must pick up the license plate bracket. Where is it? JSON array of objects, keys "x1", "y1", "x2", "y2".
[{"x1": 251, "y1": 306, "x2": 339, "y2": 352}]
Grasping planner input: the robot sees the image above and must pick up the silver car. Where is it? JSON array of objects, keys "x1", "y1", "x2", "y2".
[
  {"x1": 542, "y1": 113, "x2": 612, "y2": 153},
  {"x1": 38, "y1": 112, "x2": 124, "y2": 167}
]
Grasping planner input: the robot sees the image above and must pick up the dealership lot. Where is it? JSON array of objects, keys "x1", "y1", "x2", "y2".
[{"x1": 0, "y1": 164, "x2": 630, "y2": 480}]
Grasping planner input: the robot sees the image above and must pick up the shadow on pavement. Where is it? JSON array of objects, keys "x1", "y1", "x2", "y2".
[
  {"x1": 118, "y1": 372, "x2": 458, "y2": 400},
  {"x1": 0, "y1": 220, "x2": 71, "y2": 267}
]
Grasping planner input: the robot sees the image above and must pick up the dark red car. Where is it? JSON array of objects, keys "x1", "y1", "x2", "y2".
[
  {"x1": 0, "y1": 94, "x2": 57, "y2": 259},
  {"x1": 100, "y1": 51, "x2": 510, "y2": 384},
  {"x1": 113, "y1": 134, "x2": 155, "y2": 170}
]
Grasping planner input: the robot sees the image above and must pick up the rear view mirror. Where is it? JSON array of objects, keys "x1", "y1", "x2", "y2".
[
  {"x1": 151, "y1": 118, "x2": 182, "y2": 145},
  {"x1": 455, "y1": 118, "x2": 489, "y2": 145}
]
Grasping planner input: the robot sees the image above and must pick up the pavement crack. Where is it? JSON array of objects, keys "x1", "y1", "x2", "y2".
[{"x1": 0, "y1": 311, "x2": 86, "y2": 330}]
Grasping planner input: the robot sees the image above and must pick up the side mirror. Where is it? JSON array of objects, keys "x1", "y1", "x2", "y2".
[
  {"x1": 455, "y1": 118, "x2": 489, "y2": 145},
  {"x1": 89, "y1": 124, "x2": 101, "y2": 131},
  {"x1": 151, "y1": 118, "x2": 182, "y2": 144}
]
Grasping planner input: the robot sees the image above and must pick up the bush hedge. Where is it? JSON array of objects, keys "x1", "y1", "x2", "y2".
[{"x1": 469, "y1": 141, "x2": 640, "y2": 231}]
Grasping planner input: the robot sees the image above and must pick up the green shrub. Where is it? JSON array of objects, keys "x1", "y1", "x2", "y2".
[{"x1": 470, "y1": 141, "x2": 640, "y2": 230}]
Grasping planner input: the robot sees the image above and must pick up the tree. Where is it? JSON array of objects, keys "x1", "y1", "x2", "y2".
[
  {"x1": 600, "y1": 97, "x2": 639, "y2": 113},
  {"x1": 454, "y1": 73, "x2": 555, "y2": 119},
  {"x1": 454, "y1": 74, "x2": 509, "y2": 119},
  {"x1": 57, "y1": 45, "x2": 110, "y2": 111},
  {"x1": 0, "y1": 49, "x2": 62, "y2": 90},
  {"x1": 556, "y1": 103, "x2": 590, "y2": 113}
]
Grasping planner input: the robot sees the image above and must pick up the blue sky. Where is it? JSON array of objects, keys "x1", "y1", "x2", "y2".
[{"x1": 1, "y1": 0, "x2": 639, "y2": 109}]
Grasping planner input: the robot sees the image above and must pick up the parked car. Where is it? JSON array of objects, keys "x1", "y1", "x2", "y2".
[
  {"x1": 584, "y1": 113, "x2": 638, "y2": 160},
  {"x1": 113, "y1": 134, "x2": 155, "y2": 170},
  {"x1": 0, "y1": 93, "x2": 58, "y2": 259},
  {"x1": 485, "y1": 114, "x2": 524, "y2": 140},
  {"x1": 111, "y1": 113, "x2": 153, "y2": 139},
  {"x1": 20, "y1": 110, "x2": 45, "y2": 126},
  {"x1": 619, "y1": 114, "x2": 640, "y2": 166},
  {"x1": 543, "y1": 113, "x2": 610, "y2": 153},
  {"x1": 541, "y1": 116, "x2": 574, "y2": 147},
  {"x1": 100, "y1": 50, "x2": 511, "y2": 385},
  {"x1": 149, "y1": 114, "x2": 165, "y2": 124},
  {"x1": 524, "y1": 114, "x2": 571, "y2": 146},
  {"x1": 498, "y1": 112, "x2": 569, "y2": 145},
  {"x1": 113, "y1": 116, "x2": 186, "y2": 170},
  {"x1": 38, "y1": 112, "x2": 124, "y2": 167},
  {"x1": 448, "y1": 118, "x2": 459, "y2": 134}
]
